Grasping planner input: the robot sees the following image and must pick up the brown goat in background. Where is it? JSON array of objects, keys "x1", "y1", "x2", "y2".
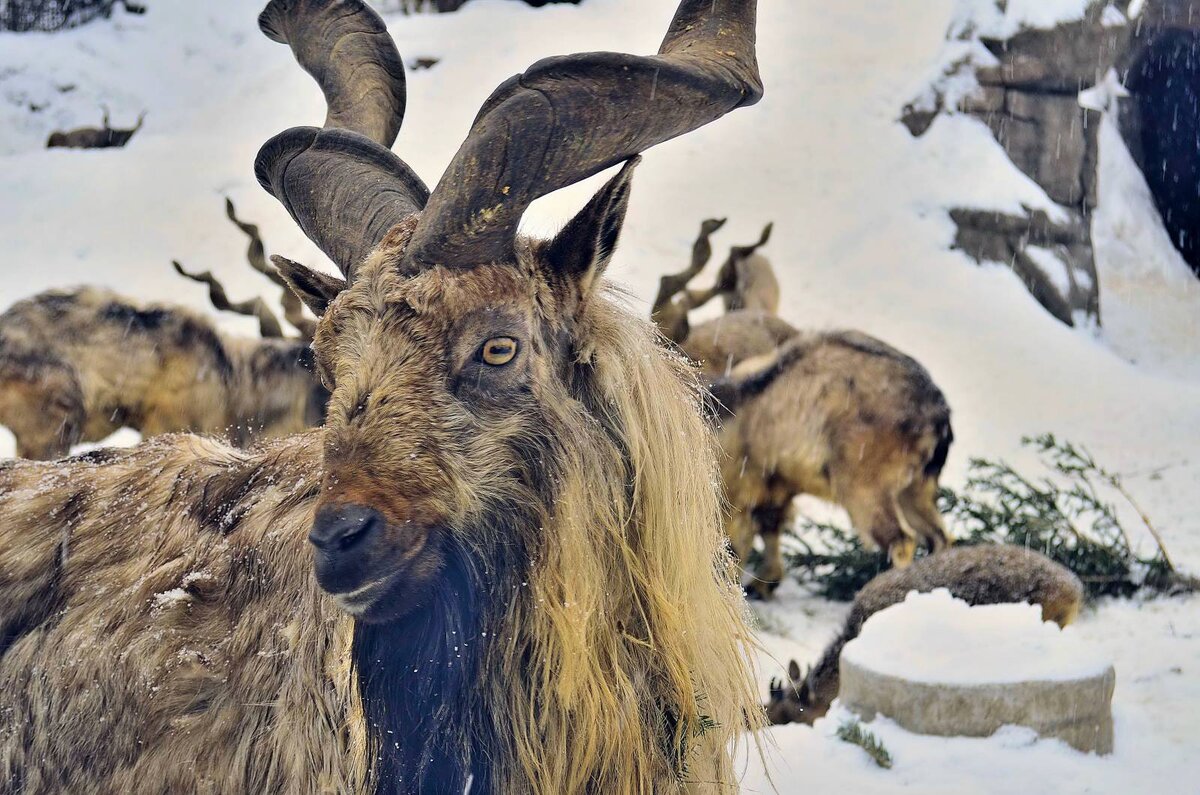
[
  {"x1": 712, "y1": 331, "x2": 954, "y2": 596},
  {"x1": 46, "y1": 107, "x2": 145, "y2": 149},
  {"x1": 0, "y1": 197, "x2": 326, "y2": 459},
  {"x1": 652, "y1": 218, "x2": 776, "y2": 344},
  {"x1": 653, "y1": 219, "x2": 954, "y2": 597},
  {"x1": 766, "y1": 545, "x2": 1085, "y2": 725},
  {"x1": 0, "y1": 286, "x2": 327, "y2": 458},
  {"x1": 0, "y1": 0, "x2": 765, "y2": 791}
]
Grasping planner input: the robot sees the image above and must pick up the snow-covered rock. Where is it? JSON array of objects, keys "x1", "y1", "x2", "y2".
[{"x1": 839, "y1": 590, "x2": 1116, "y2": 753}]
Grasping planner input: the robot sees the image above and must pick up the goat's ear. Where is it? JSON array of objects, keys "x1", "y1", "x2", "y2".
[
  {"x1": 788, "y1": 659, "x2": 802, "y2": 682},
  {"x1": 544, "y1": 157, "x2": 639, "y2": 305},
  {"x1": 270, "y1": 255, "x2": 346, "y2": 317}
]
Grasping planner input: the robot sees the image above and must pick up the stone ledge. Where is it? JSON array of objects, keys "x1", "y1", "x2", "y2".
[{"x1": 840, "y1": 658, "x2": 1116, "y2": 754}]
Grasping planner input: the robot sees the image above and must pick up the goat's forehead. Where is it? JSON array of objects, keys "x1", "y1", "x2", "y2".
[{"x1": 347, "y1": 260, "x2": 552, "y2": 325}]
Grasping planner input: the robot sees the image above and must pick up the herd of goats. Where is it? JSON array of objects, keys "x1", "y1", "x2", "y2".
[{"x1": 0, "y1": 0, "x2": 1086, "y2": 792}]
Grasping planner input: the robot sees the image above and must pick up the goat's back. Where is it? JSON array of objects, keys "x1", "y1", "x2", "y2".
[
  {"x1": 0, "y1": 288, "x2": 233, "y2": 448},
  {"x1": 721, "y1": 330, "x2": 951, "y2": 496},
  {"x1": 850, "y1": 544, "x2": 1085, "y2": 632},
  {"x1": 783, "y1": 545, "x2": 1083, "y2": 725},
  {"x1": 0, "y1": 433, "x2": 367, "y2": 794},
  {"x1": 681, "y1": 309, "x2": 796, "y2": 376}
]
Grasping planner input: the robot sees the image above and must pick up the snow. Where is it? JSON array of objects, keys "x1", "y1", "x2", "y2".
[
  {"x1": 949, "y1": 0, "x2": 1091, "y2": 41},
  {"x1": 1, "y1": 0, "x2": 1198, "y2": 792},
  {"x1": 65, "y1": 426, "x2": 143, "y2": 456},
  {"x1": 151, "y1": 587, "x2": 190, "y2": 610},
  {"x1": 1091, "y1": 111, "x2": 1200, "y2": 380},
  {"x1": 746, "y1": 584, "x2": 1200, "y2": 794},
  {"x1": 841, "y1": 590, "x2": 1111, "y2": 684},
  {"x1": 1101, "y1": 4, "x2": 1128, "y2": 28},
  {"x1": 1023, "y1": 245, "x2": 1074, "y2": 299}
]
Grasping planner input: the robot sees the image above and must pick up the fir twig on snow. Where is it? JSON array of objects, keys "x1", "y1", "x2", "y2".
[
  {"x1": 836, "y1": 719, "x2": 892, "y2": 769},
  {"x1": 784, "y1": 434, "x2": 1197, "y2": 600}
]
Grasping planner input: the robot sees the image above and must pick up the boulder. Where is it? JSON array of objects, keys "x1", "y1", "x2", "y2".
[{"x1": 839, "y1": 591, "x2": 1116, "y2": 754}]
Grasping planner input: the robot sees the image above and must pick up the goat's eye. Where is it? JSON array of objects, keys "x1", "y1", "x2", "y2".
[{"x1": 480, "y1": 337, "x2": 518, "y2": 366}]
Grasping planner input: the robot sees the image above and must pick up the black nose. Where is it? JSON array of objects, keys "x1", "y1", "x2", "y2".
[{"x1": 310, "y1": 504, "x2": 383, "y2": 552}]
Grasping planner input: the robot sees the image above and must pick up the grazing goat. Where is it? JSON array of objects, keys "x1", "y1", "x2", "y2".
[
  {"x1": 711, "y1": 329, "x2": 954, "y2": 597},
  {"x1": 766, "y1": 545, "x2": 1085, "y2": 725},
  {"x1": 46, "y1": 108, "x2": 145, "y2": 149},
  {"x1": 0, "y1": 0, "x2": 764, "y2": 792},
  {"x1": 0, "y1": 287, "x2": 328, "y2": 459},
  {"x1": 651, "y1": 220, "x2": 954, "y2": 596}
]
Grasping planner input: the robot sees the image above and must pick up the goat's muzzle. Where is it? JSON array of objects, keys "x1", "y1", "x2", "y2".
[{"x1": 310, "y1": 502, "x2": 429, "y2": 621}]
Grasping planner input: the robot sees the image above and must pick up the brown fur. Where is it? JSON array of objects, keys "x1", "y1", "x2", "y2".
[
  {"x1": 713, "y1": 329, "x2": 953, "y2": 597},
  {"x1": 0, "y1": 287, "x2": 327, "y2": 458},
  {"x1": 723, "y1": 252, "x2": 779, "y2": 313},
  {"x1": 766, "y1": 545, "x2": 1085, "y2": 725},
  {"x1": 680, "y1": 309, "x2": 797, "y2": 377},
  {"x1": 0, "y1": 204, "x2": 760, "y2": 793}
]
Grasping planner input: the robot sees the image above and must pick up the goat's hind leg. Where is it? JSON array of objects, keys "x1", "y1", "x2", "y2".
[
  {"x1": 726, "y1": 506, "x2": 775, "y2": 600},
  {"x1": 749, "y1": 500, "x2": 792, "y2": 599},
  {"x1": 899, "y1": 476, "x2": 952, "y2": 554}
]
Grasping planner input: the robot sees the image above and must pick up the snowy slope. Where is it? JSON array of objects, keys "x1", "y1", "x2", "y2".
[{"x1": 1, "y1": 0, "x2": 1198, "y2": 791}]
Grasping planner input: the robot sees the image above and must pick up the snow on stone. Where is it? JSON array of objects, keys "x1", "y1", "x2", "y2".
[
  {"x1": 1100, "y1": 4, "x2": 1128, "y2": 27},
  {"x1": 1023, "y1": 245, "x2": 1074, "y2": 298},
  {"x1": 842, "y1": 590, "x2": 1111, "y2": 685},
  {"x1": 1078, "y1": 68, "x2": 1130, "y2": 113},
  {"x1": 949, "y1": 0, "x2": 1092, "y2": 41}
]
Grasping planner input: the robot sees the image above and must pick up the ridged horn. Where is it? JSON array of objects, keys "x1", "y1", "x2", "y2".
[
  {"x1": 254, "y1": 0, "x2": 428, "y2": 278},
  {"x1": 403, "y1": 0, "x2": 762, "y2": 271},
  {"x1": 258, "y1": 0, "x2": 407, "y2": 147}
]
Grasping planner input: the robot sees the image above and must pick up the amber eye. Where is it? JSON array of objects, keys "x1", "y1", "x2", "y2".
[{"x1": 481, "y1": 337, "x2": 518, "y2": 366}]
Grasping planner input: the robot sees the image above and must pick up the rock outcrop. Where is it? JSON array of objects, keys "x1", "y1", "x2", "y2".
[{"x1": 903, "y1": 0, "x2": 1200, "y2": 326}]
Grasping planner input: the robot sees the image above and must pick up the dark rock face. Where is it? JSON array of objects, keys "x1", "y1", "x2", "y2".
[
  {"x1": 950, "y1": 208, "x2": 1098, "y2": 326},
  {"x1": 1122, "y1": 25, "x2": 1200, "y2": 277}
]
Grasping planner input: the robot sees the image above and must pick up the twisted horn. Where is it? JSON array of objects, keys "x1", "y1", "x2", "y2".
[
  {"x1": 258, "y1": 0, "x2": 407, "y2": 147},
  {"x1": 225, "y1": 198, "x2": 319, "y2": 340},
  {"x1": 254, "y1": 0, "x2": 429, "y2": 278},
  {"x1": 404, "y1": 0, "x2": 762, "y2": 270},
  {"x1": 256, "y1": 127, "x2": 428, "y2": 279},
  {"x1": 172, "y1": 260, "x2": 286, "y2": 339},
  {"x1": 695, "y1": 220, "x2": 775, "y2": 307}
]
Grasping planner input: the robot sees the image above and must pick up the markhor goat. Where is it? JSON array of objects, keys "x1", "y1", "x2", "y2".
[
  {"x1": 0, "y1": 286, "x2": 327, "y2": 458},
  {"x1": 0, "y1": 0, "x2": 764, "y2": 792},
  {"x1": 46, "y1": 108, "x2": 145, "y2": 149},
  {"x1": 766, "y1": 545, "x2": 1085, "y2": 724},
  {"x1": 651, "y1": 224, "x2": 954, "y2": 596},
  {"x1": 712, "y1": 330, "x2": 954, "y2": 596}
]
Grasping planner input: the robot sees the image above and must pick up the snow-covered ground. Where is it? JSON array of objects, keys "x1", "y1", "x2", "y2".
[{"x1": 1, "y1": 0, "x2": 1198, "y2": 791}]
